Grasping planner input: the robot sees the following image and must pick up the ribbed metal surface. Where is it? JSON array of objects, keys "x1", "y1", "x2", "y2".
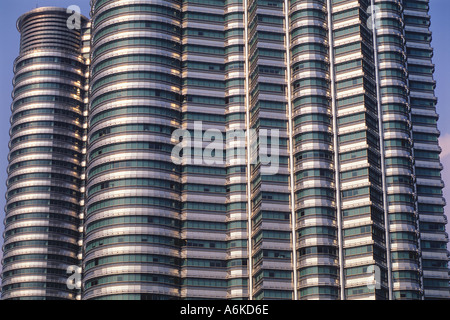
[
  {"x1": 2, "y1": 7, "x2": 88, "y2": 300},
  {"x1": 17, "y1": 8, "x2": 84, "y2": 53},
  {"x1": 179, "y1": 0, "x2": 228, "y2": 299}
]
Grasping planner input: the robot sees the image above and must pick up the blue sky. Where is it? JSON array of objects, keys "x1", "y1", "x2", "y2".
[{"x1": 0, "y1": 0, "x2": 449, "y2": 249}]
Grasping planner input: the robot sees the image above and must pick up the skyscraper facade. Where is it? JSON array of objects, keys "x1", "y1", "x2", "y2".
[
  {"x1": 2, "y1": 0, "x2": 449, "y2": 300},
  {"x1": 2, "y1": 7, "x2": 90, "y2": 300}
]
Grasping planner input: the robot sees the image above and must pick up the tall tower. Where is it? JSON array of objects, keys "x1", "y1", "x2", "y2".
[{"x1": 2, "y1": 7, "x2": 89, "y2": 300}]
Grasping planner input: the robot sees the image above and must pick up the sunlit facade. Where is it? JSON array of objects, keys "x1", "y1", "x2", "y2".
[
  {"x1": 2, "y1": 7, "x2": 89, "y2": 300},
  {"x1": 2, "y1": 0, "x2": 449, "y2": 300}
]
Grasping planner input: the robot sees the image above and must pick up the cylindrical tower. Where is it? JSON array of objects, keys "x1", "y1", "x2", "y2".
[
  {"x1": 84, "y1": 0, "x2": 182, "y2": 300},
  {"x1": 2, "y1": 7, "x2": 88, "y2": 300},
  {"x1": 290, "y1": 0, "x2": 339, "y2": 299}
]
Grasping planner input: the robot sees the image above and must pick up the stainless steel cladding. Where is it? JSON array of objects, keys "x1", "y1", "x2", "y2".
[{"x1": 2, "y1": 0, "x2": 448, "y2": 301}]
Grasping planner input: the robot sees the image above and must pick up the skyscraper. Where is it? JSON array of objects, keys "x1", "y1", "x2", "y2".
[
  {"x1": 2, "y1": 0, "x2": 449, "y2": 300},
  {"x1": 2, "y1": 7, "x2": 90, "y2": 300}
]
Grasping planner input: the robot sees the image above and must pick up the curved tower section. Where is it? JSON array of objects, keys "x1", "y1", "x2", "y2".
[
  {"x1": 246, "y1": 0, "x2": 294, "y2": 300},
  {"x1": 179, "y1": 0, "x2": 228, "y2": 299},
  {"x1": 224, "y1": 0, "x2": 249, "y2": 300},
  {"x1": 403, "y1": 0, "x2": 449, "y2": 300},
  {"x1": 84, "y1": 0, "x2": 182, "y2": 300},
  {"x1": 374, "y1": 0, "x2": 421, "y2": 299},
  {"x1": 290, "y1": 0, "x2": 339, "y2": 299},
  {"x1": 2, "y1": 7, "x2": 88, "y2": 300}
]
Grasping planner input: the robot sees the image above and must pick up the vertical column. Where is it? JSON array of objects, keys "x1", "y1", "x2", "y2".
[
  {"x1": 290, "y1": 0, "x2": 339, "y2": 300},
  {"x1": 224, "y1": 0, "x2": 250, "y2": 300},
  {"x1": 244, "y1": 0, "x2": 254, "y2": 300},
  {"x1": 326, "y1": 0, "x2": 345, "y2": 300},
  {"x1": 373, "y1": 0, "x2": 419, "y2": 300},
  {"x1": 284, "y1": 0, "x2": 298, "y2": 301},
  {"x1": 77, "y1": 20, "x2": 92, "y2": 301},
  {"x1": 331, "y1": 0, "x2": 389, "y2": 300},
  {"x1": 247, "y1": 0, "x2": 294, "y2": 300}
]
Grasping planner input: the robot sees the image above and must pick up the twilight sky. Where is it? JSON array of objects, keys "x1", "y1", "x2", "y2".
[{"x1": 0, "y1": 0, "x2": 449, "y2": 253}]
